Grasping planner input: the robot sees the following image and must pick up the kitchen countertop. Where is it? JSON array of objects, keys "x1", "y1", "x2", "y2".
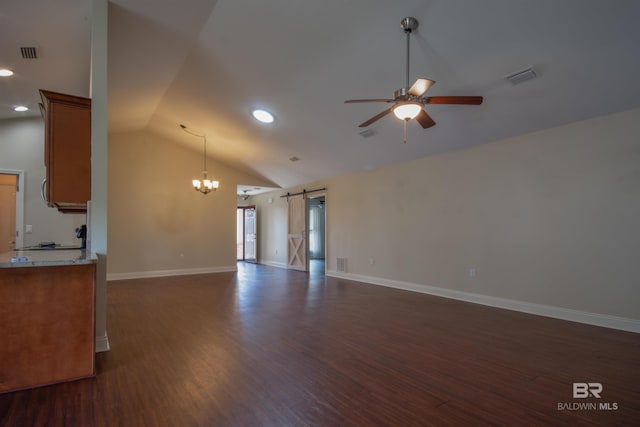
[
  {"x1": 18, "y1": 244, "x2": 85, "y2": 250},
  {"x1": 0, "y1": 249, "x2": 97, "y2": 268}
]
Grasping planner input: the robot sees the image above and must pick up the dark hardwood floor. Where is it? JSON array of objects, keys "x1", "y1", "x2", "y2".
[{"x1": 1, "y1": 262, "x2": 639, "y2": 426}]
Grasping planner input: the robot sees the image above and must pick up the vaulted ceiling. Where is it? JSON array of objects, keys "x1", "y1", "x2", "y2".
[{"x1": 3, "y1": 0, "x2": 640, "y2": 191}]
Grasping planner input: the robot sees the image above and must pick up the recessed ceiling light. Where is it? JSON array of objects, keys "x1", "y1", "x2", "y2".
[
  {"x1": 252, "y1": 109, "x2": 274, "y2": 123},
  {"x1": 0, "y1": 69, "x2": 14, "y2": 77},
  {"x1": 14, "y1": 106, "x2": 28, "y2": 112}
]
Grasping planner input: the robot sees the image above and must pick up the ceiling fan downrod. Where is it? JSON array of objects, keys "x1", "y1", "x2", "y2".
[{"x1": 401, "y1": 17, "x2": 419, "y2": 90}]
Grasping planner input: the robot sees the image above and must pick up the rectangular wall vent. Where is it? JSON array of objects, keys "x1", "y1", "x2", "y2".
[
  {"x1": 19, "y1": 46, "x2": 39, "y2": 59},
  {"x1": 505, "y1": 67, "x2": 536, "y2": 85},
  {"x1": 337, "y1": 257, "x2": 347, "y2": 273}
]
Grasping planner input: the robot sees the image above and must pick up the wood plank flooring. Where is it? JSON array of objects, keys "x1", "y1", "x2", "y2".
[{"x1": 1, "y1": 262, "x2": 639, "y2": 426}]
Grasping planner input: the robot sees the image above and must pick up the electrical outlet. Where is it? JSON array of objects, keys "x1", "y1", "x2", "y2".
[
  {"x1": 25, "y1": 225, "x2": 33, "y2": 234},
  {"x1": 469, "y1": 268, "x2": 476, "y2": 278},
  {"x1": 369, "y1": 257, "x2": 375, "y2": 265}
]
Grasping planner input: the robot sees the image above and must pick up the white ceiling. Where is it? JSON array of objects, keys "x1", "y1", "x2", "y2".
[{"x1": 2, "y1": 0, "x2": 640, "y2": 192}]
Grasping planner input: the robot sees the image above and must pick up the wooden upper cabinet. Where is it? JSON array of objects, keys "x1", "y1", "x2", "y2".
[{"x1": 39, "y1": 89, "x2": 91, "y2": 213}]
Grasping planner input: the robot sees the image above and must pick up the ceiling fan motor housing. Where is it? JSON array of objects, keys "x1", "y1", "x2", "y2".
[
  {"x1": 394, "y1": 88, "x2": 408, "y2": 99},
  {"x1": 401, "y1": 17, "x2": 419, "y2": 33}
]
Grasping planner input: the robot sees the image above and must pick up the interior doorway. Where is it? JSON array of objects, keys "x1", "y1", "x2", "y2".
[
  {"x1": 307, "y1": 195, "x2": 325, "y2": 274},
  {"x1": 237, "y1": 206, "x2": 257, "y2": 262}
]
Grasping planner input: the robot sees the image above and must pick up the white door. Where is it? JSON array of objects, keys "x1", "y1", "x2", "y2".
[{"x1": 287, "y1": 194, "x2": 306, "y2": 271}]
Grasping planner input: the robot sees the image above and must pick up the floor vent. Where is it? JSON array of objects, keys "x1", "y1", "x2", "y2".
[
  {"x1": 337, "y1": 257, "x2": 347, "y2": 273},
  {"x1": 19, "y1": 46, "x2": 39, "y2": 59}
]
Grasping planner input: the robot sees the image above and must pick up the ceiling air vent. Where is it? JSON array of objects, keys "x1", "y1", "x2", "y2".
[
  {"x1": 359, "y1": 129, "x2": 376, "y2": 138},
  {"x1": 19, "y1": 46, "x2": 39, "y2": 59},
  {"x1": 505, "y1": 67, "x2": 536, "y2": 85}
]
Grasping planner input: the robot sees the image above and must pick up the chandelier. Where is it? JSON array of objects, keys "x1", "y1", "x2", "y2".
[{"x1": 180, "y1": 124, "x2": 219, "y2": 194}]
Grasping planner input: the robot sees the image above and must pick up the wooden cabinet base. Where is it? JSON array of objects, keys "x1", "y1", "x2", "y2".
[{"x1": 0, "y1": 264, "x2": 96, "y2": 393}]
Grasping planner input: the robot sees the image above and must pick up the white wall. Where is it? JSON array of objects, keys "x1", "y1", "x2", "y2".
[
  {"x1": 0, "y1": 117, "x2": 86, "y2": 247},
  {"x1": 90, "y1": 0, "x2": 109, "y2": 352},
  {"x1": 252, "y1": 107, "x2": 640, "y2": 324},
  {"x1": 107, "y1": 130, "x2": 274, "y2": 277}
]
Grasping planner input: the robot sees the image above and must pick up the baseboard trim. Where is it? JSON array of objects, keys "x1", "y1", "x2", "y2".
[
  {"x1": 107, "y1": 265, "x2": 237, "y2": 281},
  {"x1": 326, "y1": 270, "x2": 640, "y2": 334},
  {"x1": 259, "y1": 260, "x2": 288, "y2": 269},
  {"x1": 96, "y1": 332, "x2": 110, "y2": 353}
]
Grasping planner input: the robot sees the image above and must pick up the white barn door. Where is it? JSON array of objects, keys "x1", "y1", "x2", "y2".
[{"x1": 287, "y1": 194, "x2": 306, "y2": 271}]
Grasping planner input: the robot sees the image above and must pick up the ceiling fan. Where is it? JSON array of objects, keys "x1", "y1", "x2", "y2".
[{"x1": 345, "y1": 17, "x2": 483, "y2": 139}]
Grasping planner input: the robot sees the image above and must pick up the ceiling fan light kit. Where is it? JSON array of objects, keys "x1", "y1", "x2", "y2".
[
  {"x1": 393, "y1": 102, "x2": 422, "y2": 120},
  {"x1": 345, "y1": 17, "x2": 483, "y2": 139}
]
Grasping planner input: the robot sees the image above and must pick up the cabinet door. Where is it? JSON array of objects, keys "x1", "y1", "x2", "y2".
[
  {"x1": 0, "y1": 264, "x2": 96, "y2": 393},
  {"x1": 40, "y1": 90, "x2": 91, "y2": 212},
  {"x1": 47, "y1": 101, "x2": 91, "y2": 204}
]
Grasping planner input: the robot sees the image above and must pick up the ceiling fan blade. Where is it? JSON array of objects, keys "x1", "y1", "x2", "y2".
[
  {"x1": 425, "y1": 96, "x2": 483, "y2": 105},
  {"x1": 415, "y1": 109, "x2": 436, "y2": 129},
  {"x1": 358, "y1": 108, "x2": 392, "y2": 127},
  {"x1": 345, "y1": 98, "x2": 394, "y2": 103},
  {"x1": 408, "y1": 78, "x2": 435, "y2": 97}
]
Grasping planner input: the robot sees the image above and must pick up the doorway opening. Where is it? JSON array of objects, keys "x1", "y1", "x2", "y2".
[
  {"x1": 237, "y1": 206, "x2": 257, "y2": 262},
  {"x1": 307, "y1": 195, "x2": 325, "y2": 274},
  {"x1": 0, "y1": 170, "x2": 25, "y2": 252}
]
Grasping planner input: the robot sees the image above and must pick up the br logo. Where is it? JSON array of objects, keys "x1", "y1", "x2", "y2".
[{"x1": 573, "y1": 383, "x2": 602, "y2": 398}]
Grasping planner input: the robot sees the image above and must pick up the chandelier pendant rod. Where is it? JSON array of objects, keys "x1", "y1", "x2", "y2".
[{"x1": 203, "y1": 135, "x2": 207, "y2": 172}]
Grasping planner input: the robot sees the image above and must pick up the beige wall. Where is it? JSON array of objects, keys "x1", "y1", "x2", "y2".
[
  {"x1": 0, "y1": 117, "x2": 86, "y2": 247},
  {"x1": 107, "y1": 130, "x2": 273, "y2": 276},
  {"x1": 253, "y1": 107, "x2": 640, "y2": 321},
  {"x1": 253, "y1": 193, "x2": 289, "y2": 266}
]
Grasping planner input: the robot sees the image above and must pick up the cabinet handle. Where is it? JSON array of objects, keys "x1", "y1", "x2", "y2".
[
  {"x1": 41, "y1": 178, "x2": 46, "y2": 202},
  {"x1": 41, "y1": 178, "x2": 53, "y2": 207}
]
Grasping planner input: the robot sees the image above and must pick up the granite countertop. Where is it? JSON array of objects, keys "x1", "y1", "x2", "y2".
[{"x1": 0, "y1": 249, "x2": 97, "y2": 268}]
